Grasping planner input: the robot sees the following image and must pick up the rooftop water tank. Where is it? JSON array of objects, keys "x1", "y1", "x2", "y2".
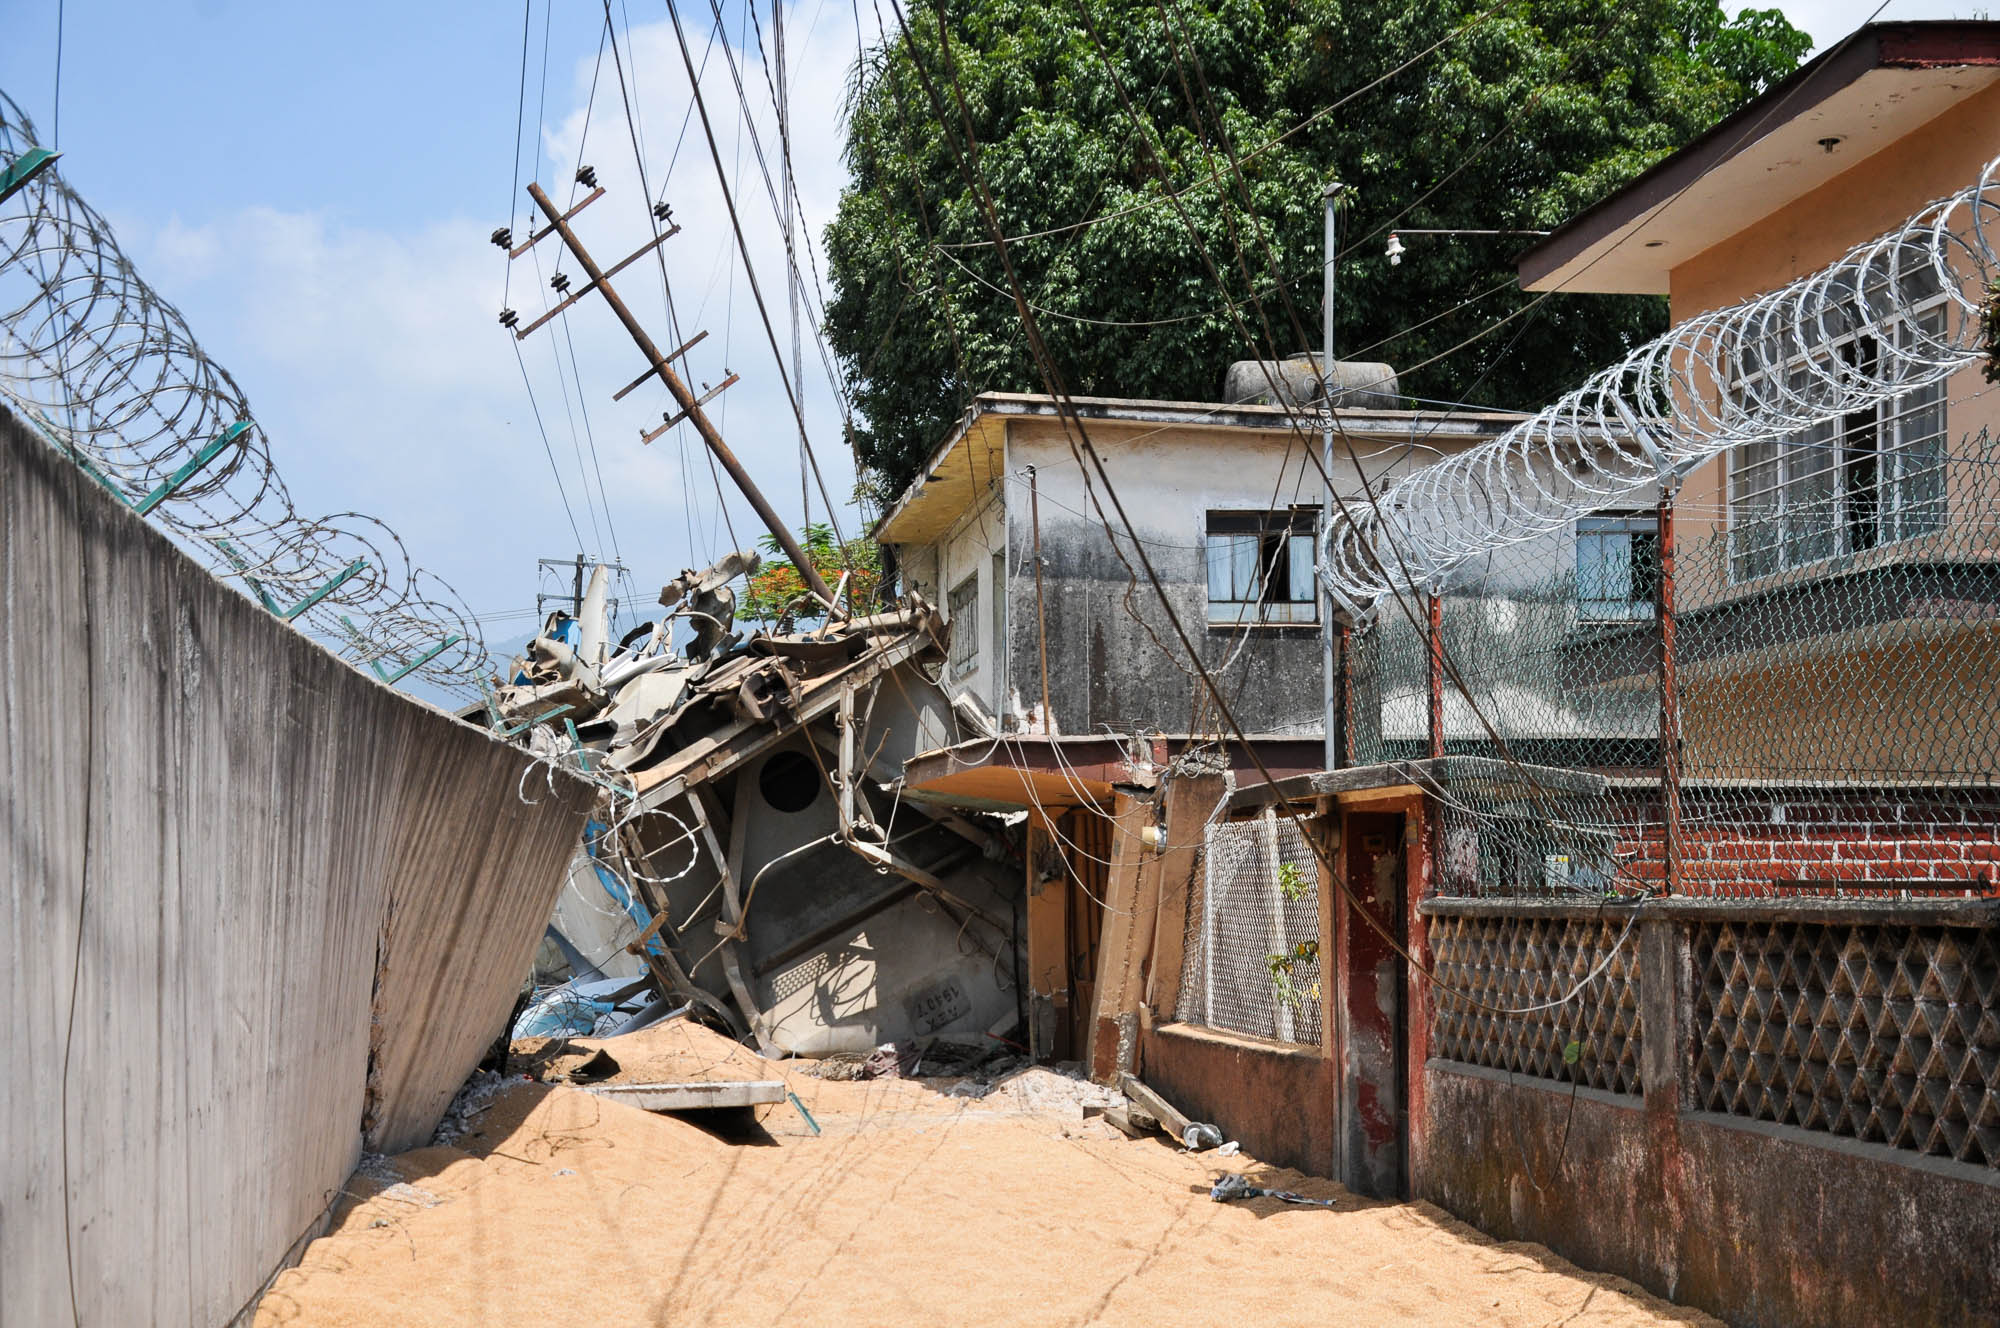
[{"x1": 1223, "y1": 354, "x2": 1400, "y2": 410}]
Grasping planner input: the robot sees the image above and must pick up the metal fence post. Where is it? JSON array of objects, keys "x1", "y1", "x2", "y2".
[
  {"x1": 1336, "y1": 619, "x2": 1354, "y2": 767},
  {"x1": 1427, "y1": 592, "x2": 1445, "y2": 761},
  {"x1": 1657, "y1": 490, "x2": 1683, "y2": 894}
]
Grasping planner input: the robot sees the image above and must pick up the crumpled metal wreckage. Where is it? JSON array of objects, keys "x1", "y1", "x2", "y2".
[{"x1": 480, "y1": 551, "x2": 1025, "y2": 1063}]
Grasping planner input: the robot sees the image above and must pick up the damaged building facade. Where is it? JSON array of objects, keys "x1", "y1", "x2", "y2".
[{"x1": 503, "y1": 373, "x2": 1532, "y2": 1068}]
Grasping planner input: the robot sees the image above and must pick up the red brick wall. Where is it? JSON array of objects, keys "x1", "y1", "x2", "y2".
[{"x1": 1611, "y1": 791, "x2": 2000, "y2": 897}]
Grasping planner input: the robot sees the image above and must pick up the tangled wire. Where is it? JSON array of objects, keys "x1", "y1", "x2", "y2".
[
  {"x1": 1322, "y1": 153, "x2": 2000, "y2": 610},
  {"x1": 0, "y1": 88, "x2": 484, "y2": 692}
]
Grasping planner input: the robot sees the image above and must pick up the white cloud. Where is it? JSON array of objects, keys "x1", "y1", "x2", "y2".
[{"x1": 118, "y1": 3, "x2": 879, "y2": 638}]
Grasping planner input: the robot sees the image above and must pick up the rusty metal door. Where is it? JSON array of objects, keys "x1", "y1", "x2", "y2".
[{"x1": 1337, "y1": 810, "x2": 1408, "y2": 1197}]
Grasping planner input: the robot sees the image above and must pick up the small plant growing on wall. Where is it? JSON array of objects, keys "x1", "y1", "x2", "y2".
[
  {"x1": 1277, "y1": 860, "x2": 1311, "y2": 901},
  {"x1": 1266, "y1": 938, "x2": 1321, "y2": 1010}
]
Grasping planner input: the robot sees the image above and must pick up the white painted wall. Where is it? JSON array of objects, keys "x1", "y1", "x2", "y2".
[{"x1": 910, "y1": 479, "x2": 1008, "y2": 715}]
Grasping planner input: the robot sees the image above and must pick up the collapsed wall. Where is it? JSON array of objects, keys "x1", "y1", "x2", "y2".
[{"x1": 0, "y1": 408, "x2": 592, "y2": 1326}]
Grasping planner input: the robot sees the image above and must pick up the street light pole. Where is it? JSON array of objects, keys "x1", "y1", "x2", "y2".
[{"x1": 1322, "y1": 180, "x2": 1344, "y2": 773}]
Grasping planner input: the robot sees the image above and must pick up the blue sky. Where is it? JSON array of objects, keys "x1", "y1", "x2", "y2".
[
  {"x1": 0, "y1": 0, "x2": 1976, "y2": 667},
  {"x1": 0, "y1": 0, "x2": 876, "y2": 665}
]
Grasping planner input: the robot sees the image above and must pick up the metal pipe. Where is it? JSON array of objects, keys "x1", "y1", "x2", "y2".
[
  {"x1": 526, "y1": 182, "x2": 833, "y2": 603},
  {"x1": 1657, "y1": 488, "x2": 1682, "y2": 894},
  {"x1": 1337, "y1": 619, "x2": 1353, "y2": 766},
  {"x1": 1321, "y1": 180, "x2": 1342, "y2": 770},
  {"x1": 1427, "y1": 592, "x2": 1445, "y2": 761}
]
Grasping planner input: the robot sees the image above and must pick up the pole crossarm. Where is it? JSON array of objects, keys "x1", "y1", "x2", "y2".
[
  {"x1": 517, "y1": 179, "x2": 834, "y2": 604},
  {"x1": 1322, "y1": 153, "x2": 2000, "y2": 611}
]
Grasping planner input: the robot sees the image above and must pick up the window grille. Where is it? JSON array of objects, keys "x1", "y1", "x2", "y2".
[
  {"x1": 1175, "y1": 810, "x2": 1324, "y2": 1046},
  {"x1": 1728, "y1": 281, "x2": 1949, "y2": 582},
  {"x1": 1429, "y1": 913, "x2": 1644, "y2": 1094},
  {"x1": 1693, "y1": 920, "x2": 1999, "y2": 1167},
  {"x1": 1206, "y1": 510, "x2": 1317, "y2": 625},
  {"x1": 947, "y1": 572, "x2": 979, "y2": 677}
]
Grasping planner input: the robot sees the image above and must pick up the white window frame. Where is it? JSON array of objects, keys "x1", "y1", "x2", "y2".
[
  {"x1": 1727, "y1": 269, "x2": 1950, "y2": 583},
  {"x1": 1575, "y1": 512, "x2": 1659, "y2": 623}
]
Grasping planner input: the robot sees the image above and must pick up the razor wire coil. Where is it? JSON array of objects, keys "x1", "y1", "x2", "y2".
[
  {"x1": 1323, "y1": 153, "x2": 2000, "y2": 609},
  {"x1": 0, "y1": 89, "x2": 484, "y2": 692}
]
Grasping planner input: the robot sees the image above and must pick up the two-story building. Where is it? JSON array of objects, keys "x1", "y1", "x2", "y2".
[
  {"x1": 874, "y1": 375, "x2": 1523, "y2": 738},
  {"x1": 1489, "y1": 20, "x2": 2000, "y2": 895},
  {"x1": 870, "y1": 370, "x2": 1523, "y2": 1058}
]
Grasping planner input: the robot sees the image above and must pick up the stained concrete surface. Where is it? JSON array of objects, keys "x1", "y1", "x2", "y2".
[
  {"x1": 2, "y1": 408, "x2": 592, "y2": 1325},
  {"x1": 1416, "y1": 1061, "x2": 2000, "y2": 1328}
]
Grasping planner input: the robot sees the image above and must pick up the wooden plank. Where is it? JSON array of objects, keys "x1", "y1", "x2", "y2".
[
  {"x1": 585, "y1": 1080, "x2": 787, "y2": 1111},
  {"x1": 1142, "y1": 771, "x2": 1225, "y2": 1024},
  {"x1": 1024, "y1": 812, "x2": 1071, "y2": 1060},
  {"x1": 1085, "y1": 790, "x2": 1158, "y2": 1081},
  {"x1": 1118, "y1": 1073, "x2": 1194, "y2": 1140},
  {"x1": 1335, "y1": 784, "x2": 1424, "y2": 810}
]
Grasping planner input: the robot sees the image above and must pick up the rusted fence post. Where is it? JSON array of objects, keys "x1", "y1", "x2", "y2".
[
  {"x1": 1336, "y1": 619, "x2": 1354, "y2": 767},
  {"x1": 1657, "y1": 491, "x2": 1683, "y2": 895},
  {"x1": 1427, "y1": 592, "x2": 1445, "y2": 761}
]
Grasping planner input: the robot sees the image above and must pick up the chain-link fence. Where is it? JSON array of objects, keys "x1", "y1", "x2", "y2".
[
  {"x1": 1175, "y1": 808, "x2": 1324, "y2": 1046},
  {"x1": 1347, "y1": 430, "x2": 2000, "y2": 900}
]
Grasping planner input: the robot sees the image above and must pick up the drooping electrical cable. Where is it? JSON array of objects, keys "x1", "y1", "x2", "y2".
[
  {"x1": 663, "y1": 0, "x2": 853, "y2": 558},
  {"x1": 876, "y1": 0, "x2": 1663, "y2": 1019}
]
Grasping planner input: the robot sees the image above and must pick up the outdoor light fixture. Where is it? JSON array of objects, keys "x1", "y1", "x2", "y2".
[{"x1": 1383, "y1": 227, "x2": 1547, "y2": 269}]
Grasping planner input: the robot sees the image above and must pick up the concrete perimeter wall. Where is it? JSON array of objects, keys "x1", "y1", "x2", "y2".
[
  {"x1": 2, "y1": 409, "x2": 593, "y2": 1326},
  {"x1": 1136, "y1": 768, "x2": 2000, "y2": 1326}
]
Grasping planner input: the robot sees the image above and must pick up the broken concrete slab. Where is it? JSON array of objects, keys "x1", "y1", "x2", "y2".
[{"x1": 585, "y1": 1080, "x2": 788, "y2": 1111}]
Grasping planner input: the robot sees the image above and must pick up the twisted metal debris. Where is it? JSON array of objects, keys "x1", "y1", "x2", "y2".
[
  {"x1": 0, "y1": 89, "x2": 483, "y2": 692},
  {"x1": 1322, "y1": 154, "x2": 2000, "y2": 610}
]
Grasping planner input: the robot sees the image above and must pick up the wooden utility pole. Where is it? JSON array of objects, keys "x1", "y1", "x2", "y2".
[{"x1": 511, "y1": 178, "x2": 833, "y2": 604}]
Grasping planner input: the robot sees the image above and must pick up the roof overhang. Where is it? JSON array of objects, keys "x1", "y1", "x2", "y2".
[
  {"x1": 873, "y1": 392, "x2": 1524, "y2": 547},
  {"x1": 900, "y1": 733, "x2": 1328, "y2": 814},
  {"x1": 1518, "y1": 22, "x2": 2000, "y2": 295},
  {"x1": 1227, "y1": 756, "x2": 1612, "y2": 815}
]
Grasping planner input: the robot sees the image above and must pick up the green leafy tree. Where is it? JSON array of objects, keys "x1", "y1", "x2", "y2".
[
  {"x1": 825, "y1": 0, "x2": 1811, "y2": 500},
  {"x1": 739, "y1": 523, "x2": 884, "y2": 629}
]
